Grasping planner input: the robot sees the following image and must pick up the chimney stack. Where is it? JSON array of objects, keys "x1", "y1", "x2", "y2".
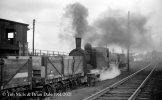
[{"x1": 75, "y1": 37, "x2": 81, "y2": 49}]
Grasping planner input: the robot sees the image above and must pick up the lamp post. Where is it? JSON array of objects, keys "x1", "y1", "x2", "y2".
[
  {"x1": 33, "y1": 19, "x2": 35, "y2": 56},
  {"x1": 127, "y1": 11, "x2": 130, "y2": 72}
]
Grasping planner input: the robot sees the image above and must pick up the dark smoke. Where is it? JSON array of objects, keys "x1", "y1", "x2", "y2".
[
  {"x1": 64, "y1": 2, "x2": 88, "y2": 37},
  {"x1": 86, "y1": 9, "x2": 152, "y2": 49},
  {"x1": 61, "y1": 3, "x2": 153, "y2": 50}
]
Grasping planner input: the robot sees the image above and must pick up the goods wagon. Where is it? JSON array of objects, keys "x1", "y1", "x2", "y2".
[
  {"x1": 0, "y1": 56, "x2": 32, "y2": 93},
  {"x1": 0, "y1": 55, "x2": 85, "y2": 94}
]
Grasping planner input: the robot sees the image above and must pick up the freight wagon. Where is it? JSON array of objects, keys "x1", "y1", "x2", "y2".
[{"x1": 0, "y1": 55, "x2": 85, "y2": 94}]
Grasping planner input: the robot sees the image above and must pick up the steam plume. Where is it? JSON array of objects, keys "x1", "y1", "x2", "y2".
[
  {"x1": 91, "y1": 63, "x2": 121, "y2": 80},
  {"x1": 100, "y1": 63, "x2": 121, "y2": 80},
  {"x1": 64, "y1": 2, "x2": 88, "y2": 37}
]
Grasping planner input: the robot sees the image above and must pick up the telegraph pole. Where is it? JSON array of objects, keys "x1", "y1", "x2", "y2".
[
  {"x1": 33, "y1": 19, "x2": 35, "y2": 56},
  {"x1": 127, "y1": 11, "x2": 130, "y2": 72}
]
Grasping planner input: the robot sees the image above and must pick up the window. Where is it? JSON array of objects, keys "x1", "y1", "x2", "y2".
[
  {"x1": 8, "y1": 32, "x2": 14, "y2": 38},
  {"x1": 6, "y1": 29, "x2": 16, "y2": 45}
]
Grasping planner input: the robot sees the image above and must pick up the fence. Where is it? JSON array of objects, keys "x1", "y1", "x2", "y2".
[{"x1": 28, "y1": 49, "x2": 69, "y2": 56}]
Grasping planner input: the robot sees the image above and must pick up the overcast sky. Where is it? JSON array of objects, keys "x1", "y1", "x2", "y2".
[{"x1": 0, "y1": 0, "x2": 161, "y2": 53}]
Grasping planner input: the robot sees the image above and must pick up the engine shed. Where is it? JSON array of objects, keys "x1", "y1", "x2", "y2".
[{"x1": 0, "y1": 18, "x2": 29, "y2": 57}]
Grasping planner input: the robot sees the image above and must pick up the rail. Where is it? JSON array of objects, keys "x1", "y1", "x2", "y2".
[
  {"x1": 82, "y1": 62, "x2": 152, "y2": 100},
  {"x1": 128, "y1": 64, "x2": 157, "y2": 100}
]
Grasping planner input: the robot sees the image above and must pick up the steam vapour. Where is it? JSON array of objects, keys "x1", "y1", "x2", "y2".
[
  {"x1": 91, "y1": 63, "x2": 121, "y2": 80},
  {"x1": 64, "y1": 2, "x2": 88, "y2": 37},
  {"x1": 100, "y1": 63, "x2": 121, "y2": 80}
]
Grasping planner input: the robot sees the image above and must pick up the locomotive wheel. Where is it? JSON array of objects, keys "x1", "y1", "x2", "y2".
[
  {"x1": 72, "y1": 80, "x2": 76, "y2": 88},
  {"x1": 60, "y1": 81, "x2": 68, "y2": 92},
  {"x1": 1, "y1": 89, "x2": 9, "y2": 96},
  {"x1": 62, "y1": 81, "x2": 70, "y2": 92},
  {"x1": 69, "y1": 80, "x2": 75, "y2": 89},
  {"x1": 66, "y1": 84, "x2": 71, "y2": 92},
  {"x1": 55, "y1": 83, "x2": 63, "y2": 93},
  {"x1": 47, "y1": 85, "x2": 54, "y2": 93},
  {"x1": 43, "y1": 85, "x2": 55, "y2": 93},
  {"x1": 76, "y1": 78, "x2": 81, "y2": 86},
  {"x1": 74, "y1": 79, "x2": 78, "y2": 87}
]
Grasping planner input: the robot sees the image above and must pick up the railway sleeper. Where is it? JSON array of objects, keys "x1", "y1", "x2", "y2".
[
  {"x1": 118, "y1": 84, "x2": 140, "y2": 88},
  {"x1": 97, "y1": 96, "x2": 128, "y2": 100},
  {"x1": 108, "y1": 89, "x2": 135, "y2": 94},
  {"x1": 103, "y1": 93, "x2": 132, "y2": 97},
  {"x1": 116, "y1": 87, "x2": 138, "y2": 89},
  {"x1": 137, "y1": 93, "x2": 152, "y2": 97}
]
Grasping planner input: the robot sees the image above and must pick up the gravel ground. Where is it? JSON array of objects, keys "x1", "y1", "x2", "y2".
[{"x1": 48, "y1": 61, "x2": 149, "y2": 100}]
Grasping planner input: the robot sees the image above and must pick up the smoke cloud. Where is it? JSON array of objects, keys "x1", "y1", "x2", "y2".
[
  {"x1": 64, "y1": 2, "x2": 88, "y2": 37},
  {"x1": 86, "y1": 9, "x2": 152, "y2": 50},
  {"x1": 62, "y1": 3, "x2": 153, "y2": 51}
]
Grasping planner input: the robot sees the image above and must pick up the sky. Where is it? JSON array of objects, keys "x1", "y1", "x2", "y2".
[{"x1": 0, "y1": 0, "x2": 161, "y2": 53}]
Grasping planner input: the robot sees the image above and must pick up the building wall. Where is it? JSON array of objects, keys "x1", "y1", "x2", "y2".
[{"x1": 0, "y1": 19, "x2": 29, "y2": 56}]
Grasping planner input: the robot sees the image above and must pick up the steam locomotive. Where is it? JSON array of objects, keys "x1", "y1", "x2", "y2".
[{"x1": 0, "y1": 37, "x2": 127, "y2": 95}]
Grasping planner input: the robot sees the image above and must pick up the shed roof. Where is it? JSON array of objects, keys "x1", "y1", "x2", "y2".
[{"x1": 0, "y1": 18, "x2": 29, "y2": 26}]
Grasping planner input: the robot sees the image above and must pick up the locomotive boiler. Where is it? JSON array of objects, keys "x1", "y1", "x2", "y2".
[{"x1": 69, "y1": 37, "x2": 110, "y2": 73}]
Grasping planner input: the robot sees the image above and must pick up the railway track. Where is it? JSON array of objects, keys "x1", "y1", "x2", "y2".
[
  {"x1": 83, "y1": 62, "x2": 157, "y2": 100},
  {"x1": 136, "y1": 70, "x2": 162, "y2": 100}
]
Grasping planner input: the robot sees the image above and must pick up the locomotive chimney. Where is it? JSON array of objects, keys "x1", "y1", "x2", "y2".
[{"x1": 75, "y1": 37, "x2": 81, "y2": 49}]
